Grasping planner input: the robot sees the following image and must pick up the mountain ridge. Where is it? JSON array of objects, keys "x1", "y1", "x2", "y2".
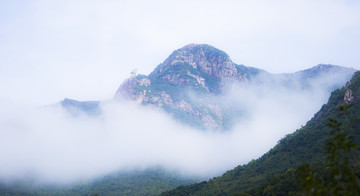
[
  {"x1": 113, "y1": 44, "x2": 356, "y2": 129},
  {"x1": 149, "y1": 44, "x2": 252, "y2": 84},
  {"x1": 59, "y1": 44, "x2": 356, "y2": 129}
]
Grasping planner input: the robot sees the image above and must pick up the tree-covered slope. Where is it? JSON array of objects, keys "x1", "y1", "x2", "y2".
[
  {"x1": 0, "y1": 168, "x2": 197, "y2": 196},
  {"x1": 162, "y1": 71, "x2": 360, "y2": 195}
]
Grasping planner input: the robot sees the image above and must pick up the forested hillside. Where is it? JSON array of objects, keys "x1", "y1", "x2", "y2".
[
  {"x1": 163, "y1": 71, "x2": 360, "y2": 195},
  {"x1": 0, "y1": 168, "x2": 197, "y2": 196}
]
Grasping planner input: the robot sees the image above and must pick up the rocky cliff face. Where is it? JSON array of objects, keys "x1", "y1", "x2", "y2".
[
  {"x1": 115, "y1": 44, "x2": 263, "y2": 129},
  {"x1": 344, "y1": 72, "x2": 360, "y2": 104},
  {"x1": 114, "y1": 44, "x2": 356, "y2": 130},
  {"x1": 150, "y1": 44, "x2": 248, "y2": 85}
]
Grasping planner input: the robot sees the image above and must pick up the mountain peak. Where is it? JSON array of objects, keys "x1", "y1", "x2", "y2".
[
  {"x1": 297, "y1": 64, "x2": 356, "y2": 78},
  {"x1": 114, "y1": 44, "x2": 355, "y2": 130},
  {"x1": 179, "y1": 43, "x2": 229, "y2": 58},
  {"x1": 150, "y1": 44, "x2": 238, "y2": 81},
  {"x1": 181, "y1": 43, "x2": 206, "y2": 50},
  {"x1": 307, "y1": 64, "x2": 349, "y2": 71}
]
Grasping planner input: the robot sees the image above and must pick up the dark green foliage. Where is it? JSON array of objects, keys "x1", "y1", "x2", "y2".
[
  {"x1": 0, "y1": 168, "x2": 197, "y2": 196},
  {"x1": 299, "y1": 104, "x2": 360, "y2": 195},
  {"x1": 163, "y1": 71, "x2": 360, "y2": 195},
  {"x1": 244, "y1": 169, "x2": 301, "y2": 196},
  {"x1": 243, "y1": 103, "x2": 360, "y2": 196}
]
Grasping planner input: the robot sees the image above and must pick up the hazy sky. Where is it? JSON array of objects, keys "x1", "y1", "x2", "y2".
[
  {"x1": 1, "y1": 0, "x2": 360, "y2": 105},
  {"x1": 0, "y1": 0, "x2": 359, "y2": 184}
]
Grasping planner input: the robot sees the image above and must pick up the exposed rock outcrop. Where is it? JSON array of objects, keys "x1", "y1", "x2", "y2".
[
  {"x1": 114, "y1": 44, "x2": 256, "y2": 129},
  {"x1": 114, "y1": 44, "x2": 356, "y2": 130},
  {"x1": 344, "y1": 89, "x2": 354, "y2": 103}
]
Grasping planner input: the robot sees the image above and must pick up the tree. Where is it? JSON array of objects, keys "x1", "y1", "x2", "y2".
[{"x1": 299, "y1": 104, "x2": 360, "y2": 196}]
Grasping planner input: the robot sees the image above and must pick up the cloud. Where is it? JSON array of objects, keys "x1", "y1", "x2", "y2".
[
  {"x1": 0, "y1": 0, "x2": 359, "y2": 105},
  {"x1": 0, "y1": 0, "x2": 358, "y2": 185},
  {"x1": 0, "y1": 71, "x2": 350, "y2": 184}
]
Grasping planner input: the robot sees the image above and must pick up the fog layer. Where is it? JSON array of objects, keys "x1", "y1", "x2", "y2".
[{"x1": 0, "y1": 73, "x2": 351, "y2": 184}]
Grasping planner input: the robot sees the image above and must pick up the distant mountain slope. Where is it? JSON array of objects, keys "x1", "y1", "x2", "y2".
[
  {"x1": 114, "y1": 44, "x2": 356, "y2": 129},
  {"x1": 162, "y1": 71, "x2": 360, "y2": 195},
  {"x1": 0, "y1": 167, "x2": 197, "y2": 196},
  {"x1": 60, "y1": 98, "x2": 100, "y2": 116}
]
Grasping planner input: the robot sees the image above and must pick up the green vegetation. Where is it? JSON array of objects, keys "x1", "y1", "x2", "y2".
[
  {"x1": 241, "y1": 104, "x2": 360, "y2": 196},
  {"x1": 235, "y1": 64, "x2": 264, "y2": 81},
  {"x1": 0, "y1": 168, "x2": 198, "y2": 196},
  {"x1": 149, "y1": 63, "x2": 211, "y2": 95},
  {"x1": 162, "y1": 71, "x2": 360, "y2": 195},
  {"x1": 299, "y1": 104, "x2": 360, "y2": 195}
]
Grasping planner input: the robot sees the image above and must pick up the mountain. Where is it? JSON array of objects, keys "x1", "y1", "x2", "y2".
[
  {"x1": 162, "y1": 71, "x2": 360, "y2": 195},
  {"x1": 1, "y1": 44, "x2": 358, "y2": 196},
  {"x1": 60, "y1": 98, "x2": 100, "y2": 116},
  {"x1": 0, "y1": 167, "x2": 197, "y2": 196},
  {"x1": 114, "y1": 44, "x2": 355, "y2": 129},
  {"x1": 114, "y1": 44, "x2": 267, "y2": 129},
  {"x1": 58, "y1": 44, "x2": 355, "y2": 130}
]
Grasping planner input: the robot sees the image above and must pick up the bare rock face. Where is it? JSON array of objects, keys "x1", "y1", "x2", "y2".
[
  {"x1": 115, "y1": 77, "x2": 138, "y2": 99},
  {"x1": 151, "y1": 44, "x2": 246, "y2": 86},
  {"x1": 202, "y1": 114, "x2": 217, "y2": 129},
  {"x1": 170, "y1": 44, "x2": 236, "y2": 78},
  {"x1": 344, "y1": 72, "x2": 360, "y2": 105},
  {"x1": 114, "y1": 44, "x2": 252, "y2": 129},
  {"x1": 113, "y1": 44, "x2": 356, "y2": 130},
  {"x1": 344, "y1": 89, "x2": 354, "y2": 103}
]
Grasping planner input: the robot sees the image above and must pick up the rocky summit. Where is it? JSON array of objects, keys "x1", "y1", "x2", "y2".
[
  {"x1": 150, "y1": 44, "x2": 252, "y2": 86},
  {"x1": 113, "y1": 44, "x2": 356, "y2": 130},
  {"x1": 114, "y1": 44, "x2": 265, "y2": 129}
]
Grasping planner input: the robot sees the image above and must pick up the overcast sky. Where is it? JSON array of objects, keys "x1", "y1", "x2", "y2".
[
  {"x1": 1, "y1": 0, "x2": 360, "y2": 105},
  {"x1": 1, "y1": 0, "x2": 359, "y2": 184}
]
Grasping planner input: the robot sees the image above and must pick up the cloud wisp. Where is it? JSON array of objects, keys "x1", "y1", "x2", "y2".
[{"x1": 0, "y1": 72, "x2": 350, "y2": 185}]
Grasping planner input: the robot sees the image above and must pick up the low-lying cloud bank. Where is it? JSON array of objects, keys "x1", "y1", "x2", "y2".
[{"x1": 0, "y1": 72, "x2": 352, "y2": 184}]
